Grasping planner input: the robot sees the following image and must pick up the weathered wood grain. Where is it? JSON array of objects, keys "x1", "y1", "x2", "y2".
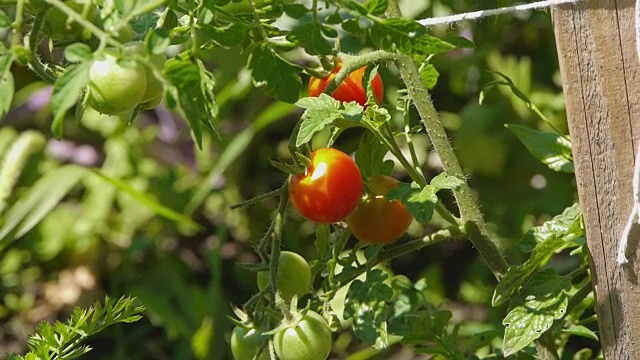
[{"x1": 552, "y1": 0, "x2": 640, "y2": 357}]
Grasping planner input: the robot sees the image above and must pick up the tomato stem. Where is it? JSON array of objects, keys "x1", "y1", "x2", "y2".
[
  {"x1": 386, "y1": 0, "x2": 509, "y2": 279},
  {"x1": 322, "y1": 51, "x2": 398, "y2": 97},
  {"x1": 334, "y1": 226, "x2": 462, "y2": 286},
  {"x1": 230, "y1": 184, "x2": 287, "y2": 210}
]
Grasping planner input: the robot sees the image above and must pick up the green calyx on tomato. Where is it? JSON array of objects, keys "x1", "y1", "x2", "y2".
[
  {"x1": 273, "y1": 310, "x2": 332, "y2": 360},
  {"x1": 257, "y1": 251, "x2": 311, "y2": 302},
  {"x1": 289, "y1": 148, "x2": 363, "y2": 224},
  {"x1": 308, "y1": 59, "x2": 384, "y2": 106},
  {"x1": 346, "y1": 175, "x2": 413, "y2": 244},
  {"x1": 230, "y1": 325, "x2": 269, "y2": 360}
]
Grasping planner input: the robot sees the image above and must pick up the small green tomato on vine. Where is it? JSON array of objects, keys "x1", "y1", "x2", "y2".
[
  {"x1": 273, "y1": 310, "x2": 333, "y2": 360},
  {"x1": 257, "y1": 251, "x2": 311, "y2": 302}
]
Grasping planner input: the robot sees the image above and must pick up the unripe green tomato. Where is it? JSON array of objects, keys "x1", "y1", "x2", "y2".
[
  {"x1": 123, "y1": 42, "x2": 167, "y2": 103},
  {"x1": 230, "y1": 325, "x2": 269, "y2": 360},
  {"x1": 87, "y1": 52, "x2": 147, "y2": 115},
  {"x1": 43, "y1": 0, "x2": 97, "y2": 41},
  {"x1": 140, "y1": 94, "x2": 163, "y2": 110},
  {"x1": 274, "y1": 310, "x2": 332, "y2": 360},
  {"x1": 257, "y1": 251, "x2": 311, "y2": 302}
]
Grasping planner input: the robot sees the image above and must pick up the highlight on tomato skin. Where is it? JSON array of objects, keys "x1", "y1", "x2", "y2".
[
  {"x1": 308, "y1": 60, "x2": 384, "y2": 106},
  {"x1": 346, "y1": 175, "x2": 414, "y2": 245},
  {"x1": 288, "y1": 148, "x2": 363, "y2": 224}
]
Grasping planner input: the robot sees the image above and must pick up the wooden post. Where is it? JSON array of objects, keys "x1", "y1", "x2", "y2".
[{"x1": 552, "y1": 0, "x2": 640, "y2": 357}]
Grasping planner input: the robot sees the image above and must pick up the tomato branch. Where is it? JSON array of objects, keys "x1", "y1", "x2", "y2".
[
  {"x1": 321, "y1": 50, "x2": 398, "y2": 96},
  {"x1": 386, "y1": 0, "x2": 509, "y2": 279},
  {"x1": 334, "y1": 226, "x2": 463, "y2": 287}
]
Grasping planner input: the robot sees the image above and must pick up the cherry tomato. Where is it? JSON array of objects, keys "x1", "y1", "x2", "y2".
[
  {"x1": 274, "y1": 310, "x2": 332, "y2": 360},
  {"x1": 257, "y1": 251, "x2": 311, "y2": 302},
  {"x1": 230, "y1": 325, "x2": 269, "y2": 360},
  {"x1": 87, "y1": 52, "x2": 147, "y2": 115},
  {"x1": 123, "y1": 42, "x2": 167, "y2": 105},
  {"x1": 346, "y1": 175, "x2": 413, "y2": 244},
  {"x1": 308, "y1": 60, "x2": 384, "y2": 106},
  {"x1": 289, "y1": 148, "x2": 363, "y2": 223}
]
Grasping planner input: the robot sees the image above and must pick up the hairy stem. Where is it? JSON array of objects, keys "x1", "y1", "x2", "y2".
[
  {"x1": 385, "y1": 0, "x2": 509, "y2": 278},
  {"x1": 335, "y1": 226, "x2": 462, "y2": 286}
]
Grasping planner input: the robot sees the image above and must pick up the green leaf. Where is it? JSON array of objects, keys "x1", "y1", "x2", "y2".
[
  {"x1": 492, "y1": 232, "x2": 568, "y2": 306},
  {"x1": 164, "y1": 58, "x2": 219, "y2": 148},
  {"x1": 458, "y1": 330, "x2": 500, "y2": 355},
  {"x1": 441, "y1": 34, "x2": 475, "y2": 48},
  {"x1": 200, "y1": 22, "x2": 248, "y2": 48},
  {"x1": 345, "y1": 0, "x2": 368, "y2": 15},
  {"x1": 51, "y1": 62, "x2": 91, "y2": 139},
  {"x1": 342, "y1": 19, "x2": 366, "y2": 37},
  {"x1": 389, "y1": 276, "x2": 428, "y2": 318},
  {"x1": 64, "y1": 43, "x2": 93, "y2": 63},
  {"x1": 248, "y1": 43, "x2": 302, "y2": 103},
  {"x1": 0, "y1": 54, "x2": 15, "y2": 117},
  {"x1": 506, "y1": 124, "x2": 574, "y2": 173},
  {"x1": 562, "y1": 325, "x2": 599, "y2": 341},
  {"x1": 387, "y1": 175, "x2": 460, "y2": 225},
  {"x1": 89, "y1": 171, "x2": 201, "y2": 230},
  {"x1": 419, "y1": 63, "x2": 439, "y2": 90},
  {"x1": 369, "y1": 19, "x2": 455, "y2": 57},
  {"x1": 115, "y1": 0, "x2": 164, "y2": 18},
  {"x1": 286, "y1": 22, "x2": 333, "y2": 56},
  {"x1": 146, "y1": 28, "x2": 171, "y2": 54},
  {"x1": 0, "y1": 165, "x2": 87, "y2": 246},
  {"x1": 0, "y1": 131, "x2": 46, "y2": 216},
  {"x1": 363, "y1": 0, "x2": 389, "y2": 15},
  {"x1": 429, "y1": 173, "x2": 464, "y2": 191},
  {"x1": 520, "y1": 203, "x2": 583, "y2": 252},
  {"x1": 344, "y1": 268, "x2": 393, "y2": 349},
  {"x1": 0, "y1": 9, "x2": 10, "y2": 28},
  {"x1": 388, "y1": 182, "x2": 436, "y2": 224},
  {"x1": 284, "y1": 3, "x2": 309, "y2": 19},
  {"x1": 503, "y1": 269, "x2": 570, "y2": 356},
  {"x1": 355, "y1": 131, "x2": 388, "y2": 178},
  {"x1": 295, "y1": 94, "x2": 363, "y2": 147}
]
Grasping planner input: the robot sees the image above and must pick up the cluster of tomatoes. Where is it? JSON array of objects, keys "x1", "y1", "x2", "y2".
[
  {"x1": 36, "y1": 1, "x2": 165, "y2": 116},
  {"x1": 232, "y1": 61, "x2": 414, "y2": 360},
  {"x1": 292, "y1": 60, "x2": 413, "y2": 246}
]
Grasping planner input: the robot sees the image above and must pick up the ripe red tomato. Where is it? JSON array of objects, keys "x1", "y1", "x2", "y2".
[
  {"x1": 289, "y1": 148, "x2": 363, "y2": 223},
  {"x1": 308, "y1": 60, "x2": 384, "y2": 106},
  {"x1": 346, "y1": 175, "x2": 413, "y2": 244},
  {"x1": 273, "y1": 310, "x2": 332, "y2": 360}
]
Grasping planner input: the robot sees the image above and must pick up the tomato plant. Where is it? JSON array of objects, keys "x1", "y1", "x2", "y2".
[
  {"x1": 308, "y1": 60, "x2": 384, "y2": 106},
  {"x1": 346, "y1": 175, "x2": 413, "y2": 244},
  {"x1": 273, "y1": 310, "x2": 332, "y2": 360},
  {"x1": 230, "y1": 325, "x2": 269, "y2": 360},
  {"x1": 87, "y1": 52, "x2": 147, "y2": 115},
  {"x1": 289, "y1": 148, "x2": 363, "y2": 223},
  {"x1": 257, "y1": 251, "x2": 311, "y2": 302}
]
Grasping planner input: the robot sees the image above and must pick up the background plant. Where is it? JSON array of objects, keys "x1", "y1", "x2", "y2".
[{"x1": 0, "y1": 0, "x2": 597, "y2": 359}]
